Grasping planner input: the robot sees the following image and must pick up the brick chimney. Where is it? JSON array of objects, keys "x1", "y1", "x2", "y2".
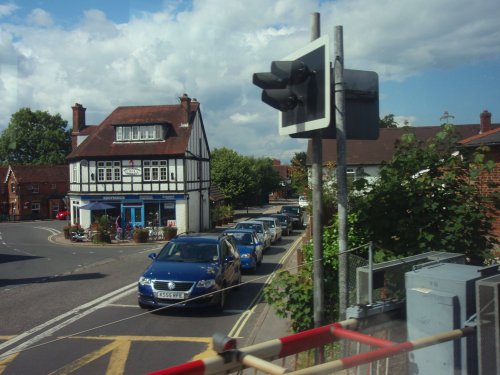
[
  {"x1": 480, "y1": 110, "x2": 492, "y2": 134},
  {"x1": 180, "y1": 93, "x2": 191, "y2": 123},
  {"x1": 71, "y1": 103, "x2": 86, "y2": 149}
]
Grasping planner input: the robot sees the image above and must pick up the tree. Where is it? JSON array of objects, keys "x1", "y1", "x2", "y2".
[
  {"x1": 290, "y1": 151, "x2": 308, "y2": 195},
  {"x1": 352, "y1": 124, "x2": 497, "y2": 263},
  {"x1": 211, "y1": 148, "x2": 256, "y2": 207},
  {"x1": 379, "y1": 114, "x2": 399, "y2": 128},
  {"x1": 248, "y1": 156, "x2": 281, "y2": 204},
  {"x1": 0, "y1": 108, "x2": 71, "y2": 165}
]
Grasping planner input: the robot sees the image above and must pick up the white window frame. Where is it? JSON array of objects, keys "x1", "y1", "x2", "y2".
[
  {"x1": 97, "y1": 161, "x2": 121, "y2": 182},
  {"x1": 115, "y1": 125, "x2": 163, "y2": 142},
  {"x1": 143, "y1": 160, "x2": 168, "y2": 181}
]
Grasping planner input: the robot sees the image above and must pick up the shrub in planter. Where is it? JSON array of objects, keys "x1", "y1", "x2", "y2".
[
  {"x1": 163, "y1": 226, "x2": 178, "y2": 241},
  {"x1": 63, "y1": 225, "x2": 71, "y2": 239},
  {"x1": 133, "y1": 228, "x2": 149, "y2": 243}
]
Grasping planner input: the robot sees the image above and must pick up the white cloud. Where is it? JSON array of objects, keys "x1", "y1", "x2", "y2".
[
  {"x1": 0, "y1": 2, "x2": 17, "y2": 18},
  {"x1": 0, "y1": 0, "x2": 499, "y2": 162},
  {"x1": 27, "y1": 8, "x2": 53, "y2": 27}
]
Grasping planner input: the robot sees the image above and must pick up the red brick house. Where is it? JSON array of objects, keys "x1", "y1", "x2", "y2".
[
  {"x1": 271, "y1": 159, "x2": 292, "y2": 199},
  {"x1": 4, "y1": 165, "x2": 69, "y2": 220},
  {"x1": 458, "y1": 111, "x2": 500, "y2": 238},
  {"x1": 307, "y1": 110, "x2": 500, "y2": 239}
]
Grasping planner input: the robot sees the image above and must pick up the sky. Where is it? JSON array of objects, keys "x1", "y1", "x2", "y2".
[{"x1": 1, "y1": 0, "x2": 499, "y2": 163}]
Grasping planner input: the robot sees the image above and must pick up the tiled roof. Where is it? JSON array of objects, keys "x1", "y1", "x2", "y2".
[
  {"x1": 67, "y1": 101, "x2": 200, "y2": 160},
  {"x1": 458, "y1": 127, "x2": 500, "y2": 147},
  {"x1": 308, "y1": 124, "x2": 498, "y2": 166},
  {"x1": 7, "y1": 165, "x2": 68, "y2": 183}
]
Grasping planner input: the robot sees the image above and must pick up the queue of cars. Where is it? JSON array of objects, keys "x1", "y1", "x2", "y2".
[{"x1": 137, "y1": 204, "x2": 304, "y2": 312}]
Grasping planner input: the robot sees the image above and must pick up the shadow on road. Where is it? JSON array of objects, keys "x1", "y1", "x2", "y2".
[{"x1": 0, "y1": 272, "x2": 107, "y2": 287}]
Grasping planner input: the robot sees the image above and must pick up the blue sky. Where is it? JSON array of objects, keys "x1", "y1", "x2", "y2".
[{"x1": 1, "y1": 0, "x2": 500, "y2": 162}]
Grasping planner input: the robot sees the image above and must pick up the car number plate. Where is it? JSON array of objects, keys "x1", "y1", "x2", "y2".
[{"x1": 156, "y1": 291, "x2": 185, "y2": 299}]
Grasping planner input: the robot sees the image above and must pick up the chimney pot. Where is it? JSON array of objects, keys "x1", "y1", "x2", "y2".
[
  {"x1": 180, "y1": 94, "x2": 191, "y2": 123},
  {"x1": 480, "y1": 110, "x2": 492, "y2": 134}
]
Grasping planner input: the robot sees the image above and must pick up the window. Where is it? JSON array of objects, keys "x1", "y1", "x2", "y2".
[
  {"x1": 143, "y1": 160, "x2": 168, "y2": 181},
  {"x1": 71, "y1": 164, "x2": 79, "y2": 183},
  {"x1": 97, "y1": 161, "x2": 121, "y2": 182},
  {"x1": 11, "y1": 183, "x2": 16, "y2": 193},
  {"x1": 32, "y1": 184, "x2": 39, "y2": 193},
  {"x1": 115, "y1": 125, "x2": 163, "y2": 142},
  {"x1": 32, "y1": 202, "x2": 40, "y2": 215},
  {"x1": 50, "y1": 183, "x2": 56, "y2": 190}
]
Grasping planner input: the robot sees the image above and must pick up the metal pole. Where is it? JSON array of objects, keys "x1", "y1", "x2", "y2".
[
  {"x1": 335, "y1": 26, "x2": 348, "y2": 320},
  {"x1": 368, "y1": 242, "x2": 373, "y2": 305},
  {"x1": 310, "y1": 12, "x2": 324, "y2": 364}
]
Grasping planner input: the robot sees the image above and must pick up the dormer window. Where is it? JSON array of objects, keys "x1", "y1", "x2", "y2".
[{"x1": 115, "y1": 124, "x2": 164, "y2": 142}]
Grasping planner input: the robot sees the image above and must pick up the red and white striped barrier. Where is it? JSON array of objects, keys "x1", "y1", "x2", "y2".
[
  {"x1": 148, "y1": 321, "x2": 475, "y2": 375},
  {"x1": 147, "y1": 319, "x2": 358, "y2": 375}
]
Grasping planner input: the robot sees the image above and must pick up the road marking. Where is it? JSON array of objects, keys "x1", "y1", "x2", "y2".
[
  {"x1": 228, "y1": 234, "x2": 302, "y2": 339},
  {"x1": 34, "y1": 226, "x2": 61, "y2": 236},
  {"x1": 0, "y1": 282, "x2": 137, "y2": 357},
  {"x1": 49, "y1": 335, "x2": 213, "y2": 375}
]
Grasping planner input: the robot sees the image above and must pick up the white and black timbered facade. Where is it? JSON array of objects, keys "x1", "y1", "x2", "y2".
[{"x1": 66, "y1": 94, "x2": 211, "y2": 233}]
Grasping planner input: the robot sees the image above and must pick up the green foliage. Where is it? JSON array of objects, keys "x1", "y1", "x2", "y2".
[
  {"x1": 290, "y1": 152, "x2": 308, "y2": 195},
  {"x1": 211, "y1": 148, "x2": 280, "y2": 206},
  {"x1": 379, "y1": 114, "x2": 399, "y2": 128},
  {"x1": 0, "y1": 107, "x2": 71, "y2": 164},
  {"x1": 352, "y1": 124, "x2": 497, "y2": 263},
  {"x1": 264, "y1": 213, "x2": 368, "y2": 332}
]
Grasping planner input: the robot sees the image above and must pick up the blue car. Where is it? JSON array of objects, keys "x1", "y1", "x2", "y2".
[
  {"x1": 138, "y1": 233, "x2": 241, "y2": 312},
  {"x1": 224, "y1": 229, "x2": 264, "y2": 272}
]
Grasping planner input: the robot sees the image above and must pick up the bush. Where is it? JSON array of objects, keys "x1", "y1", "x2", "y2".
[{"x1": 133, "y1": 228, "x2": 149, "y2": 243}]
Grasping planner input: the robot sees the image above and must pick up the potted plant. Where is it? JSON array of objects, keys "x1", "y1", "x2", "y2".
[
  {"x1": 163, "y1": 225, "x2": 178, "y2": 241},
  {"x1": 133, "y1": 228, "x2": 149, "y2": 243},
  {"x1": 93, "y1": 215, "x2": 112, "y2": 244}
]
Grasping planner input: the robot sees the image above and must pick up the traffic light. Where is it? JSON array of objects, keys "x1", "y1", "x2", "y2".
[{"x1": 252, "y1": 35, "x2": 331, "y2": 136}]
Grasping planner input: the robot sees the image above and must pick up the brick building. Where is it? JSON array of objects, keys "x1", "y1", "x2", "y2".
[{"x1": 3, "y1": 165, "x2": 69, "y2": 220}]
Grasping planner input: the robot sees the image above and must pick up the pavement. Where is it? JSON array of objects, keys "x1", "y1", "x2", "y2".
[{"x1": 51, "y1": 200, "x2": 303, "y2": 371}]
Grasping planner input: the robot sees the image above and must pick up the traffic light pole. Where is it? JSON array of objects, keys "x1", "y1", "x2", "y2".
[
  {"x1": 335, "y1": 26, "x2": 348, "y2": 321},
  {"x1": 310, "y1": 12, "x2": 325, "y2": 364}
]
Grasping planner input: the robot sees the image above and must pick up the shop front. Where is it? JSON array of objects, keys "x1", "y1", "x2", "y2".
[{"x1": 73, "y1": 194, "x2": 185, "y2": 231}]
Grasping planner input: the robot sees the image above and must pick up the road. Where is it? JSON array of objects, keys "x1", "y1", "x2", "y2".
[{"x1": 0, "y1": 207, "x2": 302, "y2": 374}]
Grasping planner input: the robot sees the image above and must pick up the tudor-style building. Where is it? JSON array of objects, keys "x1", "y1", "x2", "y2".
[{"x1": 66, "y1": 94, "x2": 211, "y2": 233}]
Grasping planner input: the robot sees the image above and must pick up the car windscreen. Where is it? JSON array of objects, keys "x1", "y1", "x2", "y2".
[
  {"x1": 282, "y1": 206, "x2": 299, "y2": 214},
  {"x1": 228, "y1": 232, "x2": 253, "y2": 245},
  {"x1": 156, "y1": 242, "x2": 219, "y2": 262},
  {"x1": 236, "y1": 223, "x2": 263, "y2": 233}
]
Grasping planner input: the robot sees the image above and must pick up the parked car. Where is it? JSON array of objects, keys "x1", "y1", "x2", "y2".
[
  {"x1": 224, "y1": 229, "x2": 263, "y2": 272},
  {"x1": 255, "y1": 216, "x2": 282, "y2": 243},
  {"x1": 56, "y1": 211, "x2": 70, "y2": 220},
  {"x1": 271, "y1": 213, "x2": 293, "y2": 236},
  {"x1": 234, "y1": 220, "x2": 271, "y2": 249},
  {"x1": 138, "y1": 233, "x2": 241, "y2": 312},
  {"x1": 298, "y1": 195, "x2": 309, "y2": 208},
  {"x1": 279, "y1": 205, "x2": 304, "y2": 229}
]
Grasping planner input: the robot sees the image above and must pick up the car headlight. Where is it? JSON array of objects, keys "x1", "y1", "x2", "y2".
[
  {"x1": 241, "y1": 253, "x2": 252, "y2": 259},
  {"x1": 197, "y1": 279, "x2": 216, "y2": 288},
  {"x1": 139, "y1": 276, "x2": 152, "y2": 286}
]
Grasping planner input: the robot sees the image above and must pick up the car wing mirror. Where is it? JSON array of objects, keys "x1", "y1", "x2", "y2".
[
  {"x1": 148, "y1": 253, "x2": 157, "y2": 260},
  {"x1": 224, "y1": 255, "x2": 235, "y2": 263}
]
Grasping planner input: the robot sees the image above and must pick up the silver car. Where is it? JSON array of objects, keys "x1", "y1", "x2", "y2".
[
  {"x1": 255, "y1": 216, "x2": 282, "y2": 243},
  {"x1": 235, "y1": 220, "x2": 271, "y2": 249}
]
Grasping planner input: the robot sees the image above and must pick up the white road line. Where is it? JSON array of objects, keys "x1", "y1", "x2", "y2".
[
  {"x1": 0, "y1": 282, "x2": 137, "y2": 357},
  {"x1": 34, "y1": 226, "x2": 61, "y2": 235}
]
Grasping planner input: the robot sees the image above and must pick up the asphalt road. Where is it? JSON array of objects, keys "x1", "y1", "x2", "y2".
[{"x1": 0, "y1": 210, "x2": 302, "y2": 374}]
